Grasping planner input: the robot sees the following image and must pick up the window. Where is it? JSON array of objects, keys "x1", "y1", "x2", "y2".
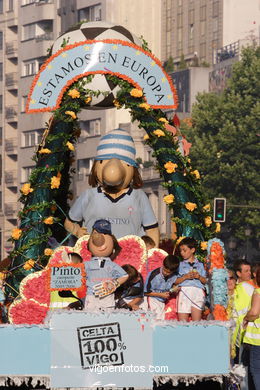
[
  {"x1": 22, "y1": 130, "x2": 42, "y2": 147},
  {"x1": 189, "y1": 24, "x2": 194, "y2": 46},
  {"x1": 0, "y1": 63, "x2": 2, "y2": 81},
  {"x1": 200, "y1": 5, "x2": 206, "y2": 21},
  {"x1": 177, "y1": 28, "x2": 182, "y2": 50},
  {"x1": 0, "y1": 127, "x2": 2, "y2": 145},
  {"x1": 0, "y1": 0, "x2": 3, "y2": 14},
  {"x1": 213, "y1": 1, "x2": 219, "y2": 18},
  {"x1": 77, "y1": 158, "x2": 94, "y2": 180},
  {"x1": 177, "y1": 13, "x2": 183, "y2": 28},
  {"x1": 200, "y1": 42, "x2": 206, "y2": 59},
  {"x1": 23, "y1": 60, "x2": 36, "y2": 76},
  {"x1": 188, "y1": 9, "x2": 194, "y2": 24},
  {"x1": 0, "y1": 32, "x2": 3, "y2": 50},
  {"x1": 22, "y1": 166, "x2": 34, "y2": 183},
  {"x1": 8, "y1": 0, "x2": 13, "y2": 11},
  {"x1": 200, "y1": 20, "x2": 206, "y2": 37},
  {"x1": 0, "y1": 95, "x2": 2, "y2": 113},
  {"x1": 78, "y1": 119, "x2": 101, "y2": 139},
  {"x1": 23, "y1": 23, "x2": 36, "y2": 40},
  {"x1": 78, "y1": 4, "x2": 101, "y2": 22}
]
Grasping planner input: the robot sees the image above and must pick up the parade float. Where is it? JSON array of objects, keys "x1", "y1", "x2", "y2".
[{"x1": 0, "y1": 22, "x2": 231, "y2": 389}]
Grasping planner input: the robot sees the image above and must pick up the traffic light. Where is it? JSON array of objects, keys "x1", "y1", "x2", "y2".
[{"x1": 213, "y1": 198, "x2": 226, "y2": 223}]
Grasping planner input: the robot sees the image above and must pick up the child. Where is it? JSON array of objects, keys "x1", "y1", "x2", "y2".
[
  {"x1": 144, "y1": 255, "x2": 179, "y2": 320},
  {"x1": 50, "y1": 252, "x2": 84, "y2": 310},
  {"x1": 175, "y1": 237, "x2": 207, "y2": 321},
  {"x1": 115, "y1": 264, "x2": 144, "y2": 311},
  {"x1": 141, "y1": 235, "x2": 156, "y2": 251}
]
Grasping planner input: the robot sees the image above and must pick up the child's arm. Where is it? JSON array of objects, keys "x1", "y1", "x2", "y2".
[
  {"x1": 145, "y1": 291, "x2": 170, "y2": 300},
  {"x1": 116, "y1": 275, "x2": 129, "y2": 286},
  {"x1": 126, "y1": 297, "x2": 143, "y2": 310},
  {"x1": 192, "y1": 272, "x2": 207, "y2": 284},
  {"x1": 175, "y1": 271, "x2": 194, "y2": 285}
]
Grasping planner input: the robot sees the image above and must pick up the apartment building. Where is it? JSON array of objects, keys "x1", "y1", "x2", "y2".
[{"x1": 0, "y1": 0, "x2": 173, "y2": 259}]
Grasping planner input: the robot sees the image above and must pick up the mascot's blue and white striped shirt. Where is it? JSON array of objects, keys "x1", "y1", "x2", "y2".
[{"x1": 69, "y1": 186, "x2": 158, "y2": 239}]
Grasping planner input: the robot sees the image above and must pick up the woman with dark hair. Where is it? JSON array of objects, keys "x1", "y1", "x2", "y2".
[{"x1": 243, "y1": 265, "x2": 260, "y2": 390}]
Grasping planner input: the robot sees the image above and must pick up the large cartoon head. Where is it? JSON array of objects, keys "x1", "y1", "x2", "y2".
[
  {"x1": 89, "y1": 128, "x2": 142, "y2": 192},
  {"x1": 88, "y1": 219, "x2": 121, "y2": 259}
]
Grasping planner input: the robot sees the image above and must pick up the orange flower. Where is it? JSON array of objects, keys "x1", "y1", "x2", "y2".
[
  {"x1": 153, "y1": 129, "x2": 165, "y2": 137},
  {"x1": 191, "y1": 170, "x2": 200, "y2": 179},
  {"x1": 38, "y1": 148, "x2": 51, "y2": 154},
  {"x1": 12, "y1": 228, "x2": 22, "y2": 240},
  {"x1": 85, "y1": 96, "x2": 92, "y2": 104},
  {"x1": 66, "y1": 141, "x2": 74, "y2": 151},
  {"x1": 176, "y1": 236, "x2": 186, "y2": 245},
  {"x1": 113, "y1": 99, "x2": 121, "y2": 108},
  {"x1": 200, "y1": 241, "x2": 208, "y2": 251},
  {"x1": 21, "y1": 183, "x2": 33, "y2": 196},
  {"x1": 215, "y1": 223, "x2": 221, "y2": 233},
  {"x1": 44, "y1": 248, "x2": 54, "y2": 256},
  {"x1": 139, "y1": 103, "x2": 150, "y2": 110},
  {"x1": 43, "y1": 216, "x2": 54, "y2": 225},
  {"x1": 51, "y1": 172, "x2": 61, "y2": 189},
  {"x1": 163, "y1": 194, "x2": 175, "y2": 204},
  {"x1": 204, "y1": 216, "x2": 212, "y2": 227},
  {"x1": 0, "y1": 272, "x2": 6, "y2": 280},
  {"x1": 210, "y1": 242, "x2": 225, "y2": 270},
  {"x1": 143, "y1": 134, "x2": 149, "y2": 141},
  {"x1": 68, "y1": 89, "x2": 80, "y2": 99},
  {"x1": 213, "y1": 304, "x2": 228, "y2": 321},
  {"x1": 203, "y1": 204, "x2": 211, "y2": 212},
  {"x1": 164, "y1": 161, "x2": 178, "y2": 173},
  {"x1": 65, "y1": 111, "x2": 77, "y2": 120},
  {"x1": 185, "y1": 202, "x2": 197, "y2": 212},
  {"x1": 23, "y1": 259, "x2": 35, "y2": 270},
  {"x1": 130, "y1": 88, "x2": 143, "y2": 98},
  {"x1": 158, "y1": 117, "x2": 169, "y2": 124}
]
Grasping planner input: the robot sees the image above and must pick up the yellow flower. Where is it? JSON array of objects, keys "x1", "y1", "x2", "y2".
[
  {"x1": 38, "y1": 148, "x2": 51, "y2": 154},
  {"x1": 43, "y1": 216, "x2": 54, "y2": 225},
  {"x1": 44, "y1": 248, "x2": 54, "y2": 256},
  {"x1": 203, "y1": 204, "x2": 211, "y2": 212},
  {"x1": 23, "y1": 259, "x2": 35, "y2": 271},
  {"x1": 158, "y1": 117, "x2": 169, "y2": 124},
  {"x1": 85, "y1": 96, "x2": 92, "y2": 104},
  {"x1": 191, "y1": 170, "x2": 200, "y2": 179},
  {"x1": 67, "y1": 89, "x2": 80, "y2": 99},
  {"x1": 139, "y1": 103, "x2": 150, "y2": 110},
  {"x1": 204, "y1": 216, "x2": 212, "y2": 227},
  {"x1": 66, "y1": 141, "x2": 74, "y2": 151},
  {"x1": 200, "y1": 241, "x2": 208, "y2": 250},
  {"x1": 0, "y1": 272, "x2": 6, "y2": 280},
  {"x1": 143, "y1": 134, "x2": 150, "y2": 141},
  {"x1": 215, "y1": 223, "x2": 221, "y2": 233},
  {"x1": 12, "y1": 228, "x2": 22, "y2": 240},
  {"x1": 185, "y1": 202, "x2": 197, "y2": 212},
  {"x1": 113, "y1": 99, "x2": 121, "y2": 108},
  {"x1": 176, "y1": 236, "x2": 186, "y2": 245},
  {"x1": 51, "y1": 172, "x2": 61, "y2": 189},
  {"x1": 65, "y1": 111, "x2": 77, "y2": 120},
  {"x1": 164, "y1": 161, "x2": 178, "y2": 173},
  {"x1": 163, "y1": 194, "x2": 175, "y2": 204},
  {"x1": 21, "y1": 183, "x2": 33, "y2": 196},
  {"x1": 130, "y1": 88, "x2": 143, "y2": 98},
  {"x1": 153, "y1": 129, "x2": 165, "y2": 137}
]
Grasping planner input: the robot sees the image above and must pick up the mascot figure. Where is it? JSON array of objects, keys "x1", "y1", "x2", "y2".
[{"x1": 65, "y1": 128, "x2": 160, "y2": 246}]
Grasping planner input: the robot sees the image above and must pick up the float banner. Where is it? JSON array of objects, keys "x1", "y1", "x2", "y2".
[
  {"x1": 49, "y1": 263, "x2": 85, "y2": 291},
  {"x1": 50, "y1": 311, "x2": 153, "y2": 388},
  {"x1": 26, "y1": 40, "x2": 178, "y2": 113}
]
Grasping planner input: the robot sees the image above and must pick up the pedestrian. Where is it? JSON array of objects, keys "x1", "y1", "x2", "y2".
[{"x1": 234, "y1": 259, "x2": 251, "y2": 283}]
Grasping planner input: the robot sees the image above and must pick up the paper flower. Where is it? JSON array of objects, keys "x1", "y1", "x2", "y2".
[
  {"x1": 191, "y1": 170, "x2": 200, "y2": 179},
  {"x1": 68, "y1": 89, "x2": 80, "y2": 99},
  {"x1": 43, "y1": 216, "x2": 54, "y2": 225},
  {"x1": 158, "y1": 117, "x2": 169, "y2": 124},
  {"x1": 163, "y1": 194, "x2": 175, "y2": 204},
  {"x1": 185, "y1": 202, "x2": 197, "y2": 211},
  {"x1": 51, "y1": 172, "x2": 61, "y2": 189},
  {"x1": 113, "y1": 99, "x2": 121, "y2": 108},
  {"x1": 139, "y1": 103, "x2": 150, "y2": 110},
  {"x1": 215, "y1": 223, "x2": 221, "y2": 233},
  {"x1": 153, "y1": 129, "x2": 165, "y2": 137},
  {"x1": 38, "y1": 148, "x2": 51, "y2": 154},
  {"x1": 203, "y1": 204, "x2": 211, "y2": 212},
  {"x1": 65, "y1": 111, "x2": 77, "y2": 119},
  {"x1": 44, "y1": 248, "x2": 53, "y2": 256},
  {"x1": 66, "y1": 141, "x2": 74, "y2": 151},
  {"x1": 143, "y1": 134, "x2": 149, "y2": 141},
  {"x1": 23, "y1": 259, "x2": 35, "y2": 270},
  {"x1": 130, "y1": 88, "x2": 143, "y2": 98},
  {"x1": 204, "y1": 216, "x2": 212, "y2": 227},
  {"x1": 200, "y1": 241, "x2": 208, "y2": 250},
  {"x1": 164, "y1": 161, "x2": 178, "y2": 173},
  {"x1": 0, "y1": 272, "x2": 6, "y2": 280},
  {"x1": 12, "y1": 228, "x2": 22, "y2": 240},
  {"x1": 85, "y1": 96, "x2": 92, "y2": 104},
  {"x1": 21, "y1": 183, "x2": 33, "y2": 196}
]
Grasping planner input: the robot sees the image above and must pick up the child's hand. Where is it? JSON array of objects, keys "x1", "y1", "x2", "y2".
[
  {"x1": 186, "y1": 271, "x2": 194, "y2": 280},
  {"x1": 160, "y1": 292, "x2": 170, "y2": 299},
  {"x1": 192, "y1": 271, "x2": 200, "y2": 279}
]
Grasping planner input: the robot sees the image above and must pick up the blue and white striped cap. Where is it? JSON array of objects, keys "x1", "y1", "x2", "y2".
[{"x1": 95, "y1": 128, "x2": 137, "y2": 167}]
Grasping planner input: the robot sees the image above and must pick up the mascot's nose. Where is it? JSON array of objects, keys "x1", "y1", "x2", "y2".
[
  {"x1": 92, "y1": 232, "x2": 105, "y2": 247},
  {"x1": 102, "y1": 159, "x2": 125, "y2": 186}
]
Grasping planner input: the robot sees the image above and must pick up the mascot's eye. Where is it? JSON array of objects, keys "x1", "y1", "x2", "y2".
[
  {"x1": 126, "y1": 164, "x2": 130, "y2": 167},
  {"x1": 99, "y1": 160, "x2": 103, "y2": 164}
]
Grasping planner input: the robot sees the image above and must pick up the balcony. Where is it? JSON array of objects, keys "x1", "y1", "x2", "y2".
[
  {"x1": 4, "y1": 202, "x2": 17, "y2": 218},
  {"x1": 140, "y1": 167, "x2": 160, "y2": 181},
  {"x1": 6, "y1": 72, "x2": 18, "y2": 90},
  {"x1": 5, "y1": 138, "x2": 17, "y2": 155},
  {"x1": 214, "y1": 41, "x2": 239, "y2": 64},
  {"x1": 35, "y1": 32, "x2": 54, "y2": 42},
  {"x1": 5, "y1": 106, "x2": 18, "y2": 122},
  {"x1": 5, "y1": 41, "x2": 18, "y2": 59},
  {"x1": 5, "y1": 171, "x2": 17, "y2": 187}
]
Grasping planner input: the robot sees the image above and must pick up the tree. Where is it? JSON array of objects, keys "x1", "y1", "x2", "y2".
[
  {"x1": 164, "y1": 56, "x2": 175, "y2": 73},
  {"x1": 178, "y1": 53, "x2": 187, "y2": 69},
  {"x1": 181, "y1": 46, "x2": 260, "y2": 240}
]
